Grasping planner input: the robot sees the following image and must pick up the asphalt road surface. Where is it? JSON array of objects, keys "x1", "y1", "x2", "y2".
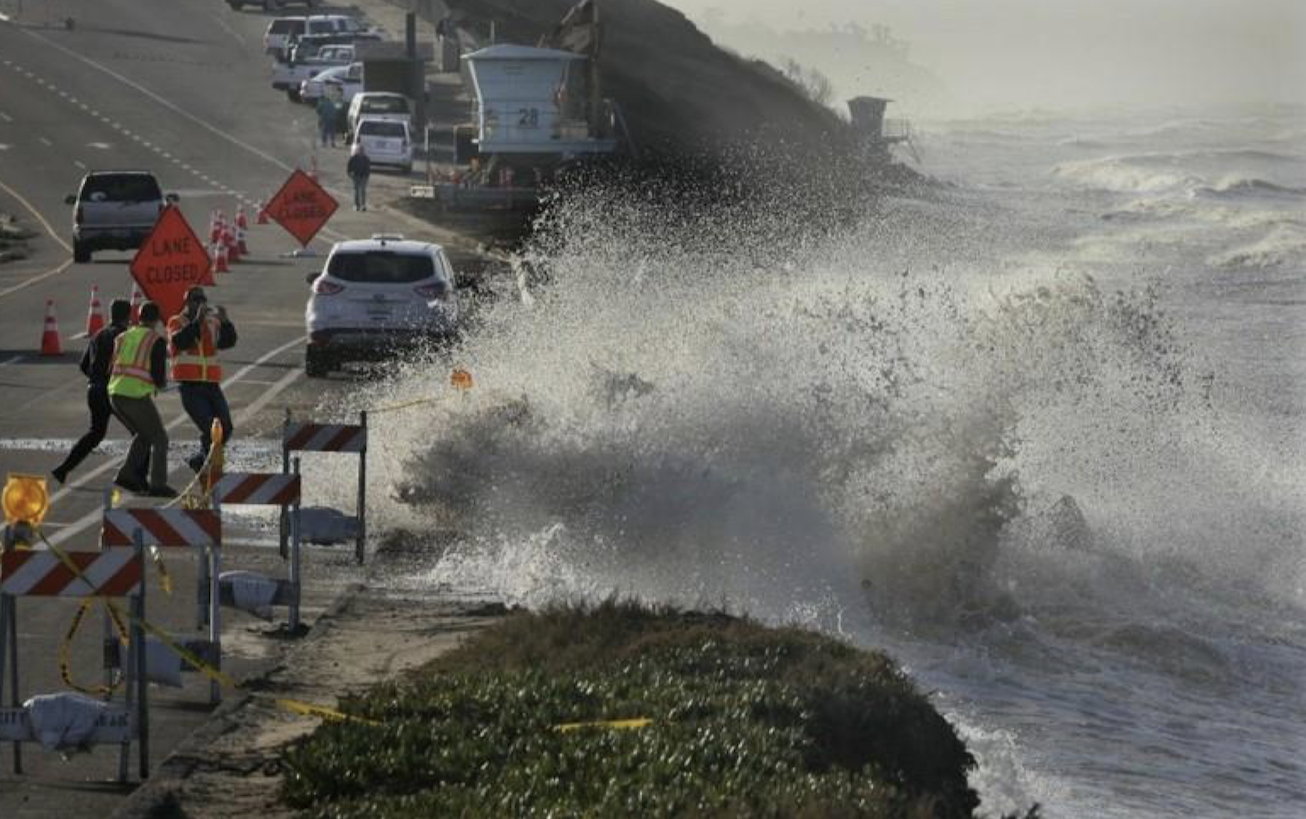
[{"x1": 0, "y1": 2, "x2": 469, "y2": 814}]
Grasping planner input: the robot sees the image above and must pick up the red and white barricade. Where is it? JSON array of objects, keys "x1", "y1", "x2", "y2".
[
  {"x1": 283, "y1": 411, "x2": 368, "y2": 565},
  {"x1": 100, "y1": 508, "x2": 223, "y2": 704},
  {"x1": 0, "y1": 541, "x2": 148, "y2": 782},
  {"x1": 213, "y1": 470, "x2": 305, "y2": 631}
]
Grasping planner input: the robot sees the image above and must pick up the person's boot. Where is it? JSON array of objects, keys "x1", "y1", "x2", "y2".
[
  {"x1": 146, "y1": 485, "x2": 179, "y2": 499},
  {"x1": 51, "y1": 465, "x2": 69, "y2": 485}
]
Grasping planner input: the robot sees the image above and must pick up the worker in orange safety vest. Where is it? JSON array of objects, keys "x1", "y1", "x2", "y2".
[{"x1": 167, "y1": 286, "x2": 237, "y2": 473}]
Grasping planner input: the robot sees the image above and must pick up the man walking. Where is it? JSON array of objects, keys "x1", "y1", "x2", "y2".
[
  {"x1": 347, "y1": 141, "x2": 370, "y2": 211},
  {"x1": 52, "y1": 298, "x2": 134, "y2": 484},
  {"x1": 107, "y1": 301, "x2": 175, "y2": 498},
  {"x1": 167, "y1": 286, "x2": 237, "y2": 473},
  {"x1": 316, "y1": 93, "x2": 338, "y2": 147}
]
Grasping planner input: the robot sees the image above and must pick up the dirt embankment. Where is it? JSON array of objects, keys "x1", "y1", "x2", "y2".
[{"x1": 0, "y1": 212, "x2": 37, "y2": 263}]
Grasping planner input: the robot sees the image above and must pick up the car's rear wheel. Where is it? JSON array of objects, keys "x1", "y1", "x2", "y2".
[
  {"x1": 73, "y1": 241, "x2": 91, "y2": 263},
  {"x1": 305, "y1": 347, "x2": 331, "y2": 378}
]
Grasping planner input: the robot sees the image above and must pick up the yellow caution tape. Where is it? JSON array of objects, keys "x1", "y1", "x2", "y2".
[
  {"x1": 58, "y1": 597, "x2": 128, "y2": 696},
  {"x1": 275, "y1": 698, "x2": 379, "y2": 726},
  {"x1": 555, "y1": 718, "x2": 653, "y2": 733},
  {"x1": 39, "y1": 530, "x2": 370, "y2": 727}
]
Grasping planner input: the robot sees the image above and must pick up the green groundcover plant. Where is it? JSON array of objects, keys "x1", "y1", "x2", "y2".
[{"x1": 281, "y1": 600, "x2": 1036, "y2": 818}]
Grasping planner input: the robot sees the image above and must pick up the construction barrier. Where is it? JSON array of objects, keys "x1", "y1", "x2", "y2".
[
  {"x1": 213, "y1": 468, "x2": 305, "y2": 630},
  {"x1": 0, "y1": 539, "x2": 148, "y2": 781},
  {"x1": 100, "y1": 508, "x2": 223, "y2": 704},
  {"x1": 283, "y1": 411, "x2": 368, "y2": 565}
]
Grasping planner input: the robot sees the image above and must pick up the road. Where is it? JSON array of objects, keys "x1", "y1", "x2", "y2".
[{"x1": 0, "y1": 1, "x2": 473, "y2": 814}]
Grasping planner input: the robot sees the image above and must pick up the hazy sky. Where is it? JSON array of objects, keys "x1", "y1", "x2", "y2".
[{"x1": 665, "y1": 0, "x2": 1306, "y2": 115}]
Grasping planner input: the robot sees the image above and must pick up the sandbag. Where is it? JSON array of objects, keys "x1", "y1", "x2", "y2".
[
  {"x1": 219, "y1": 570, "x2": 278, "y2": 619},
  {"x1": 24, "y1": 692, "x2": 109, "y2": 752}
]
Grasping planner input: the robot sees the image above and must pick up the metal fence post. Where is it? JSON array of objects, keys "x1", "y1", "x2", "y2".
[
  {"x1": 356, "y1": 411, "x2": 368, "y2": 565},
  {"x1": 290, "y1": 457, "x2": 302, "y2": 632}
]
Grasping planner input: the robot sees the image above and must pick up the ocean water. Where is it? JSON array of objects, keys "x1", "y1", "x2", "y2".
[{"x1": 351, "y1": 106, "x2": 1306, "y2": 817}]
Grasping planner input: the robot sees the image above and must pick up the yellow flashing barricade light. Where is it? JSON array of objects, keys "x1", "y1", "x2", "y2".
[
  {"x1": 3, "y1": 473, "x2": 50, "y2": 548},
  {"x1": 4, "y1": 473, "x2": 49, "y2": 527}
]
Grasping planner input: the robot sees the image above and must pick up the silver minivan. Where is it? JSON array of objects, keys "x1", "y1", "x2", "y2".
[{"x1": 66, "y1": 171, "x2": 176, "y2": 263}]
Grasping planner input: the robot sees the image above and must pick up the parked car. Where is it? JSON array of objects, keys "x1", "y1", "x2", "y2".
[
  {"x1": 299, "y1": 62, "x2": 363, "y2": 106},
  {"x1": 262, "y1": 17, "x2": 306, "y2": 58},
  {"x1": 347, "y1": 92, "x2": 411, "y2": 136},
  {"x1": 237, "y1": 0, "x2": 317, "y2": 13},
  {"x1": 304, "y1": 235, "x2": 459, "y2": 376},
  {"x1": 65, "y1": 171, "x2": 177, "y2": 263},
  {"x1": 352, "y1": 117, "x2": 413, "y2": 174}
]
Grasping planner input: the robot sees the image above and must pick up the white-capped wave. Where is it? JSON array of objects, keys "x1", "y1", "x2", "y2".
[
  {"x1": 1208, "y1": 224, "x2": 1306, "y2": 269},
  {"x1": 1053, "y1": 156, "x2": 1205, "y2": 194}
]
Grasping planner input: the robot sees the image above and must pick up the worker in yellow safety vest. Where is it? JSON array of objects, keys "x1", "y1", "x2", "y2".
[
  {"x1": 107, "y1": 301, "x2": 176, "y2": 498},
  {"x1": 167, "y1": 286, "x2": 237, "y2": 473}
]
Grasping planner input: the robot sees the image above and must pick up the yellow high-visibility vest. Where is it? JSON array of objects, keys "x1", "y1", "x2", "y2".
[{"x1": 107, "y1": 326, "x2": 161, "y2": 399}]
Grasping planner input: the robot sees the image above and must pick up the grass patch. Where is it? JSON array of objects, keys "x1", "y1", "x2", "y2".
[{"x1": 281, "y1": 600, "x2": 1010, "y2": 818}]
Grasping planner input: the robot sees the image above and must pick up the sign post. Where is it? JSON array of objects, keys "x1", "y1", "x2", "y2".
[
  {"x1": 264, "y1": 169, "x2": 338, "y2": 257},
  {"x1": 128, "y1": 206, "x2": 213, "y2": 320}
]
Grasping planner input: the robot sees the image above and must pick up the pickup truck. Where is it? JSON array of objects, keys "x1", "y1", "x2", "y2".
[{"x1": 271, "y1": 44, "x2": 356, "y2": 98}]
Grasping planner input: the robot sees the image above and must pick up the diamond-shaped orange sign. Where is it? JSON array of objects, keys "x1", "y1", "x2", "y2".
[
  {"x1": 129, "y1": 205, "x2": 213, "y2": 320},
  {"x1": 265, "y1": 169, "x2": 338, "y2": 247}
]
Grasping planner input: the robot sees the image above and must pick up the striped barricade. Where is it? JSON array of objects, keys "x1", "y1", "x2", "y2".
[
  {"x1": 100, "y1": 508, "x2": 223, "y2": 705},
  {"x1": 283, "y1": 410, "x2": 368, "y2": 565},
  {"x1": 213, "y1": 470, "x2": 305, "y2": 631},
  {"x1": 0, "y1": 541, "x2": 149, "y2": 782}
]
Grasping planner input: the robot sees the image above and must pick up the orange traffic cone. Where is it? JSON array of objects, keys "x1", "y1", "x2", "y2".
[
  {"x1": 256, "y1": 200, "x2": 269, "y2": 225},
  {"x1": 235, "y1": 206, "x2": 249, "y2": 255},
  {"x1": 40, "y1": 300, "x2": 62, "y2": 356},
  {"x1": 128, "y1": 281, "x2": 143, "y2": 323},
  {"x1": 224, "y1": 224, "x2": 240, "y2": 263},
  {"x1": 214, "y1": 241, "x2": 229, "y2": 273},
  {"x1": 84, "y1": 284, "x2": 105, "y2": 337}
]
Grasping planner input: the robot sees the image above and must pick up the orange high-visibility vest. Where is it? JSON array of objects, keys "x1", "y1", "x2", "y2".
[
  {"x1": 167, "y1": 314, "x2": 223, "y2": 383},
  {"x1": 107, "y1": 326, "x2": 161, "y2": 398}
]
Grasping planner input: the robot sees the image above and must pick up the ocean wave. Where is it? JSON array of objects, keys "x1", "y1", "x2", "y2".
[
  {"x1": 1053, "y1": 156, "x2": 1205, "y2": 194},
  {"x1": 1193, "y1": 177, "x2": 1306, "y2": 200},
  {"x1": 1207, "y1": 225, "x2": 1306, "y2": 269}
]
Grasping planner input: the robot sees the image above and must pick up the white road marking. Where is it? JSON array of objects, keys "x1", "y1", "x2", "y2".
[
  {"x1": 73, "y1": 159, "x2": 86, "y2": 169},
  {"x1": 0, "y1": 112, "x2": 12, "y2": 122},
  {"x1": 46, "y1": 336, "x2": 307, "y2": 546},
  {"x1": 0, "y1": 354, "x2": 25, "y2": 367},
  {"x1": 38, "y1": 136, "x2": 53, "y2": 146},
  {"x1": 87, "y1": 142, "x2": 111, "y2": 149},
  {"x1": 0, "y1": 144, "x2": 10, "y2": 151}
]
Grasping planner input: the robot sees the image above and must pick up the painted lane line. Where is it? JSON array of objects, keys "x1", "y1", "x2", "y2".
[
  {"x1": 73, "y1": 159, "x2": 86, "y2": 169},
  {"x1": 0, "y1": 112, "x2": 11, "y2": 122},
  {"x1": 0, "y1": 354, "x2": 25, "y2": 367},
  {"x1": 0, "y1": 258, "x2": 74, "y2": 299},
  {"x1": 0, "y1": 176, "x2": 72, "y2": 254},
  {"x1": 46, "y1": 336, "x2": 308, "y2": 546},
  {"x1": 38, "y1": 136, "x2": 53, "y2": 146}
]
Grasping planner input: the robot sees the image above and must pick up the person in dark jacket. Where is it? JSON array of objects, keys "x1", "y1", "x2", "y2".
[
  {"x1": 52, "y1": 298, "x2": 134, "y2": 484},
  {"x1": 347, "y1": 142, "x2": 371, "y2": 211},
  {"x1": 107, "y1": 301, "x2": 174, "y2": 497}
]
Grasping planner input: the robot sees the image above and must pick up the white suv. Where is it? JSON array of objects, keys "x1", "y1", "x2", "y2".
[
  {"x1": 304, "y1": 235, "x2": 459, "y2": 376},
  {"x1": 352, "y1": 117, "x2": 413, "y2": 174},
  {"x1": 347, "y1": 92, "x2": 411, "y2": 136}
]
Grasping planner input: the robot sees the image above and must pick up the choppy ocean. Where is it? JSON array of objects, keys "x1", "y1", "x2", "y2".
[{"x1": 343, "y1": 106, "x2": 1305, "y2": 817}]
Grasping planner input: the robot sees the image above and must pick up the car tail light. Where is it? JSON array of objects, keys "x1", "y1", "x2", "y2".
[
  {"x1": 75, "y1": 206, "x2": 83, "y2": 225},
  {"x1": 415, "y1": 281, "x2": 449, "y2": 301},
  {"x1": 313, "y1": 278, "x2": 345, "y2": 295}
]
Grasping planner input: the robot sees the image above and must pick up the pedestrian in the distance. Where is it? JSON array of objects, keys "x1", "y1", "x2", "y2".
[
  {"x1": 107, "y1": 301, "x2": 175, "y2": 498},
  {"x1": 52, "y1": 298, "x2": 136, "y2": 485},
  {"x1": 167, "y1": 286, "x2": 236, "y2": 474},
  {"x1": 316, "y1": 94, "x2": 337, "y2": 148},
  {"x1": 347, "y1": 141, "x2": 370, "y2": 211}
]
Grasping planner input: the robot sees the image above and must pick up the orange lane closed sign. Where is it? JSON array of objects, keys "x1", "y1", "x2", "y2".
[
  {"x1": 265, "y1": 169, "x2": 338, "y2": 248},
  {"x1": 129, "y1": 205, "x2": 213, "y2": 319}
]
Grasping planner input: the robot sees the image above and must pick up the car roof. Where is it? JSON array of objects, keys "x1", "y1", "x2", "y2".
[
  {"x1": 355, "y1": 92, "x2": 407, "y2": 100},
  {"x1": 331, "y1": 238, "x2": 443, "y2": 255},
  {"x1": 85, "y1": 170, "x2": 157, "y2": 177}
]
